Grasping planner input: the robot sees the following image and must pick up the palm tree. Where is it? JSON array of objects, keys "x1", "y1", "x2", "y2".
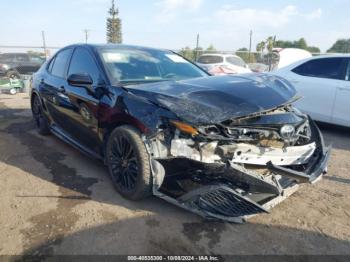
[
  {"x1": 266, "y1": 36, "x2": 275, "y2": 52},
  {"x1": 256, "y1": 41, "x2": 266, "y2": 59}
]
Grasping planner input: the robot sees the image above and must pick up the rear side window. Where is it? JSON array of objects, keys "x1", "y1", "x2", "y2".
[
  {"x1": 51, "y1": 49, "x2": 73, "y2": 78},
  {"x1": 48, "y1": 57, "x2": 56, "y2": 73},
  {"x1": 68, "y1": 48, "x2": 100, "y2": 84},
  {"x1": 197, "y1": 55, "x2": 223, "y2": 64},
  {"x1": 226, "y1": 56, "x2": 246, "y2": 67},
  {"x1": 292, "y1": 58, "x2": 345, "y2": 80}
]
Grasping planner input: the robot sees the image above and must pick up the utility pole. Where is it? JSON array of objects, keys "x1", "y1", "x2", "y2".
[
  {"x1": 248, "y1": 30, "x2": 252, "y2": 63},
  {"x1": 195, "y1": 33, "x2": 200, "y2": 61},
  {"x1": 83, "y1": 29, "x2": 90, "y2": 43},
  {"x1": 41, "y1": 31, "x2": 47, "y2": 59}
]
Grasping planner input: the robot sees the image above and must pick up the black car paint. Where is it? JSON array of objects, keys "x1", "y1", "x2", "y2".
[
  {"x1": 32, "y1": 44, "x2": 297, "y2": 160},
  {"x1": 126, "y1": 74, "x2": 296, "y2": 125}
]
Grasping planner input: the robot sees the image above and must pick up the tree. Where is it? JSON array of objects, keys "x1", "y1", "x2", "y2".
[
  {"x1": 179, "y1": 47, "x2": 195, "y2": 61},
  {"x1": 307, "y1": 46, "x2": 321, "y2": 53},
  {"x1": 273, "y1": 38, "x2": 320, "y2": 53},
  {"x1": 266, "y1": 36, "x2": 275, "y2": 52},
  {"x1": 256, "y1": 41, "x2": 266, "y2": 58},
  {"x1": 206, "y1": 44, "x2": 216, "y2": 52},
  {"x1": 327, "y1": 39, "x2": 350, "y2": 53},
  {"x1": 106, "y1": 0, "x2": 122, "y2": 44},
  {"x1": 236, "y1": 47, "x2": 256, "y2": 63},
  {"x1": 295, "y1": 38, "x2": 307, "y2": 50}
]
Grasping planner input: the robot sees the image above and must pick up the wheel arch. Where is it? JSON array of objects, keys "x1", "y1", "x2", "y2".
[{"x1": 101, "y1": 120, "x2": 148, "y2": 163}]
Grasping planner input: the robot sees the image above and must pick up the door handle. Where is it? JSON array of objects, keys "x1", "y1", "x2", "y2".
[{"x1": 58, "y1": 86, "x2": 66, "y2": 93}]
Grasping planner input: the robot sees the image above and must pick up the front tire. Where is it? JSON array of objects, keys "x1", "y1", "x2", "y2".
[
  {"x1": 32, "y1": 95, "x2": 50, "y2": 136},
  {"x1": 106, "y1": 126, "x2": 152, "y2": 200}
]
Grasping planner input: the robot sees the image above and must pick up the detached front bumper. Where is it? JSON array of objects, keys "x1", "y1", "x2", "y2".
[
  {"x1": 267, "y1": 145, "x2": 330, "y2": 184},
  {"x1": 148, "y1": 119, "x2": 330, "y2": 223}
]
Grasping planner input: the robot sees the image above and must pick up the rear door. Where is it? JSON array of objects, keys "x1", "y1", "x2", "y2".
[
  {"x1": 332, "y1": 58, "x2": 350, "y2": 127},
  {"x1": 284, "y1": 57, "x2": 347, "y2": 123}
]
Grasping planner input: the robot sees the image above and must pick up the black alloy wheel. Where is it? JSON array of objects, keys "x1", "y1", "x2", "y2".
[
  {"x1": 106, "y1": 126, "x2": 152, "y2": 200},
  {"x1": 32, "y1": 95, "x2": 50, "y2": 135}
]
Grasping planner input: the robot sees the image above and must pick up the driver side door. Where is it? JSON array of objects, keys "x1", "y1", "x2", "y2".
[{"x1": 54, "y1": 47, "x2": 105, "y2": 154}]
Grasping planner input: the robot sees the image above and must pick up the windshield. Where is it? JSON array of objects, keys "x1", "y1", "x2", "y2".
[
  {"x1": 99, "y1": 47, "x2": 208, "y2": 85},
  {"x1": 197, "y1": 55, "x2": 224, "y2": 64}
]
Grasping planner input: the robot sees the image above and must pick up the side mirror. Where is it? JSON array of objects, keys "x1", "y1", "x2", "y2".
[{"x1": 68, "y1": 73, "x2": 93, "y2": 89}]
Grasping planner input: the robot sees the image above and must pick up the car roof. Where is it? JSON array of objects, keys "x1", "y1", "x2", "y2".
[
  {"x1": 62, "y1": 43, "x2": 170, "y2": 53},
  {"x1": 274, "y1": 53, "x2": 350, "y2": 72},
  {"x1": 309, "y1": 54, "x2": 350, "y2": 58}
]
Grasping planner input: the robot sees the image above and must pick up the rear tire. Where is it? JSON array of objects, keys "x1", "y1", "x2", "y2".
[
  {"x1": 106, "y1": 125, "x2": 152, "y2": 200},
  {"x1": 32, "y1": 95, "x2": 50, "y2": 136}
]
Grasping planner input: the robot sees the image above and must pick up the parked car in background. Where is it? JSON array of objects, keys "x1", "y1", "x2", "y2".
[
  {"x1": 273, "y1": 55, "x2": 350, "y2": 127},
  {"x1": 30, "y1": 44, "x2": 329, "y2": 222},
  {"x1": 271, "y1": 48, "x2": 312, "y2": 70},
  {"x1": 0, "y1": 53, "x2": 45, "y2": 79},
  {"x1": 197, "y1": 53, "x2": 251, "y2": 75}
]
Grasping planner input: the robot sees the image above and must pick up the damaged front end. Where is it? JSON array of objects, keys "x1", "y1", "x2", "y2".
[{"x1": 144, "y1": 104, "x2": 330, "y2": 223}]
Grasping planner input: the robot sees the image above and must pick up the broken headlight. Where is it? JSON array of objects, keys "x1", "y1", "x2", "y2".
[{"x1": 170, "y1": 120, "x2": 199, "y2": 136}]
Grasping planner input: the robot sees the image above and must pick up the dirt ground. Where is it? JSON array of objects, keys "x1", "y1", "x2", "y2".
[{"x1": 0, "y1": 93, "x2": 349, "y2": 256}]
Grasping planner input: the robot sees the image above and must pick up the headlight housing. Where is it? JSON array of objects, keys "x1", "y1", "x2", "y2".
[
  {"x1": 170, "y1": 120, "x2": 198, "y2": 136},
  {"x1": 280, "y1": 124, "x2": 296, "y2": 140}
]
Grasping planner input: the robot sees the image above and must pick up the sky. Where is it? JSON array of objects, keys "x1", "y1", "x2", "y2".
[{"x1": 0, "y1": 0, "x2": 349, "y2": 52}]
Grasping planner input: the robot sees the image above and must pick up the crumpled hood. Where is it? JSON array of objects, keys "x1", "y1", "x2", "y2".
[{"x1": 126, "y1": 74, "x2": 296, "y2": 125}]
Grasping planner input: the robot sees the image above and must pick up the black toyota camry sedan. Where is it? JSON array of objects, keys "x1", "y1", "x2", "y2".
[{"x1": 31, "y1": 44, "x2": 330, "y2": 222}]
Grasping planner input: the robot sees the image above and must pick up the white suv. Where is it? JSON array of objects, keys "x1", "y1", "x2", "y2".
[
  {"x1": 197, "y1": 54, "x2": 251, "y2": 75},
  {"x1": 273, "y1": 55, "x2": 350, "y2": 127}
]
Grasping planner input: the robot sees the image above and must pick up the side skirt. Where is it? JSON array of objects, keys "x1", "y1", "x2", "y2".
[{"x1": 50, "y1": 124, "x2": 103, "y2": 161}]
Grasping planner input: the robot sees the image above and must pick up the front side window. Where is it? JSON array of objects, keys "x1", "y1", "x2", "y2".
[
  {"x1": 68, "y1": 48, "x2": 100, "y2": 84},
  {"x1": 226, "y1": 56, "x2": 246, "y2": 67},
  {"x1": 99, "y1": 48, "x2": 207, "y2": 85},
  {"x1": 292, "y1": 58, "x2": 345, "y2": 80},
  {"x1": 197, "y1": 55, "x2": 224, "y2": 64},
  {"x1": 51, "y1": 48, "x2": 73, "y2": 78}
]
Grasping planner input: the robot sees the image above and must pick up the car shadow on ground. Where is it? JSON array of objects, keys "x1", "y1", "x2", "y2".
[
  {"x1": 20, "y1": 216, "x2": 350, "y2": 256},
  {"x1": 317, "y1": 122, "x2": 350, "y2": 151},
  {"x1": 0, "y1": 106, "x2": 177, "y2": 211}
]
